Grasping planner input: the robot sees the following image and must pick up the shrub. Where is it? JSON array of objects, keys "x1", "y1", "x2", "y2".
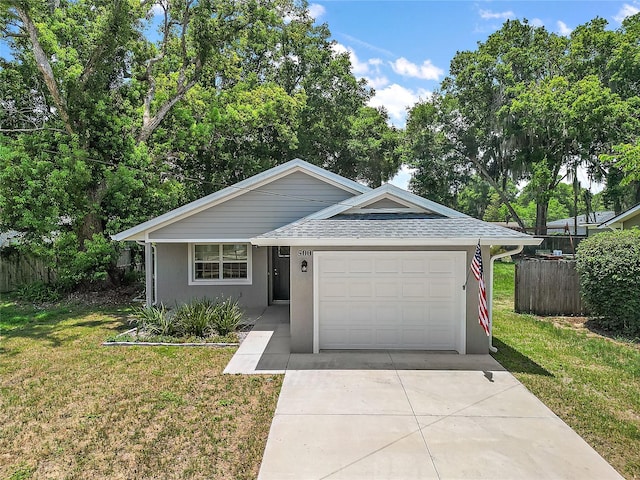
[
  {"x1": 576, "y1": 229, "x2": 640, "y2": 336},
  {"x1": 131, "y1": 304, "x2": 176, "y2": 336},
  {"x1": 174, "y1": 298, "x2": 216, "y2": 337},
  {"x1": 16, "y1": 281, "x2": 62, "y2": 303},
  {"x1": 211, "y1": 297, "x2": 243, "y2": 335}
]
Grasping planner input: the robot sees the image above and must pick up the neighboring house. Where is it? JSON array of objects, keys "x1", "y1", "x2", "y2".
[
  {"x1": 113, "y1": 159, "x2": 541, "y2": 354},
  {"x1": 598, "y1": 203, "x2": 640, "y2": 230},
  {"x1": 546, "y1": 211, "x2": 615, "y2": 236}
]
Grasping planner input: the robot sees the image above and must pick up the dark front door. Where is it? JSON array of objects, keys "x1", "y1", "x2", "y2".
[{"x1": 272, "y1": 246, "x2": 290, "y2": 301}]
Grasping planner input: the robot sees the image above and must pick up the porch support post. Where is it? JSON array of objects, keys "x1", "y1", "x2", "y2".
[{"x1": 145, "y1": 242, "x2": 153, "y2": 306}]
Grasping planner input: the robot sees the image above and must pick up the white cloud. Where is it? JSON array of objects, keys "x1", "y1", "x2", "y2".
[
  {"x1": 365, "y1": 76, "x2": 389, "y2": 89},
  {"x1": 557, "y1": 20, "x2": 572, "y2": 36},
  {"x1": 149, "y1": 2, "x2": 165, "y2": 16},
  {"x1": 479, "y1": 9, "x2": 515, "y2": 20},
  {"x1": 390, "y1": 57, "x2": 444, "y2": 81},
  {"x1": 531, "y1": 18, "x2": 544, "y2": 28},
  {"x1": 332, "y1": 43, "x2": 383, "y2": 77},
  {"x1": 389, "y1": 165, "x2": 417, "y2": 190},
  {"x1": 308, "y1": 3, "x2": 325, "y2": 20},
  {"x1": 614, "y1": 3, "x2": 640, "y2": 23},
  {"x1": 368, "y1": 84, "x2": 431, "y2": 127}
]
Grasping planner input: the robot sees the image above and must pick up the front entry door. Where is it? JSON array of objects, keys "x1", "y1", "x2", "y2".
[{"x1": 272, "y1": 246, "x2": 290, "y2": 301}]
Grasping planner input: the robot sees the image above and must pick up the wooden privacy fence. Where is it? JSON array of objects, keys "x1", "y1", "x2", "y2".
[
  {"x1": 0, "y1": 252, "x2": 56, "y2": 293},
  {"x1": 515, "y1": 258, "x2": 588, "y2": 316}
]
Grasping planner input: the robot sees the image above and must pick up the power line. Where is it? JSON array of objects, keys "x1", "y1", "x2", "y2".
[{"x1": 40, "y1": 149, "x2": 366, "y2": 207}]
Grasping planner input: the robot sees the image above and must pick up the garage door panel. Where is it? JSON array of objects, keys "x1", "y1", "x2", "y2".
[
  {"x1": 348, "y1": 258, "x2": 373, "y2": 273},
  {"x1": 320, "y1": 258, "x2": 348, "y2": 274},
  {"x1": 375, "y1": 304, "x2": 399, "y2": 324},
  {"x1": 401, "y1": 304, "x2": 427, "y2": 325},
  {"x1": 430, "y1": 258, "x2": 455, "y2": 274},
  {"x1": 429, "y1": 279, "x2": 456, "y2": 299},
  {"x1": 349, "y1": 281, "x2": 373, "y2": 297},
  {"x1": 375, "y1": 281, "x2": 399, "y2": 298},
  {"x1": 317, "y1": 251, "x2": 465, "y2": 352},
  {"x1": 375, "y1": 258, "x2": 400, "y2": 273},
  {"x1": 402, "y1": 258, "x2": 427, "y2": 273},
  {"x1": 321, "y1": 281, "x2": 348, "y2": 298},
  {"x1": 402, "y1": 279, "x2": 428, "y2": 298}
]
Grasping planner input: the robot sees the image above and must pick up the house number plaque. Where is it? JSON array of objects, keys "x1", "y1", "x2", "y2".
[{"x1": 297, "y1": 249, "x2": 312, "y2": 257}]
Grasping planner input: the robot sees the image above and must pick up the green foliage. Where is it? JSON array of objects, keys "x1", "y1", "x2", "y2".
[
  {"x1": 130, "y1": 298, "x2": 243, "y2": 339},
  {"x1": 576, "y1": 230, "x2": 640, "y2": 336},
  {"x1": 15, "y1": 281, "x2": 62, "y2": 303},
  {"x1": 409, "y1": 16, "x2": 640, "y2": 231},
  {"x1": 1, "y1": 0, "x2": 380, "y2": 290},
  {"x1": 174, "y1": 298, "x2": 216, "y2": 338},
  {"x1": 132, "y1": 304, "x2": 176, "y2": 337},
  {"x1": 210, "y1": 297, "x2": 243, "y2": 336}
]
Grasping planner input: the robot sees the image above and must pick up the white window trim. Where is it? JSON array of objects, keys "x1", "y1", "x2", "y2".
[{"x1": 188, "y1": 243, "x2": 252, "y2": 286}]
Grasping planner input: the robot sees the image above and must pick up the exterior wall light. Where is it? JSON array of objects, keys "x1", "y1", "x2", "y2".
[{"x1": 301, "y1": 260, "x2": 308, "y2": 273}]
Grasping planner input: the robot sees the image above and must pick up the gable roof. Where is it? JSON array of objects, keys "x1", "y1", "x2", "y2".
[
  {"x1": 304, "y1": 183, "x2": 469, "y2": 220},
  {"x1": 252, "y1": 184, "x2": 541, "y2": 247},
  {"x1": 598, "y1": 203, "x2": 640, "y2": 229},
  {"x1": 112, "y1": 159, "x2": 371, "y2": 242}
]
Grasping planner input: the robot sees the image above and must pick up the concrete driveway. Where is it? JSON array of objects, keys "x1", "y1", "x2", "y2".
[{"x1": 225, "y1": 307, "x2": 623, "y2": 480}]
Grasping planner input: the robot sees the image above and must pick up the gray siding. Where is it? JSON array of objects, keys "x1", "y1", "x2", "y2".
[
  {"x1": 150, "y1": 171, "x2": 355, "y2": 240},
  {"x1": 155, "y1": 243, "x2": 268, "y2": 308},
  {"x1": 289, "y1": 245, "x2": 490, "y2": 354}
]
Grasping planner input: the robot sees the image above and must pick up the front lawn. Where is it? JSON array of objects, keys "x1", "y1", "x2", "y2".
[
  {"x1": 0, "y1": 300, "x2": 282, "y2": 479},
  {"x1": 492, "y1": 262, "x2": 640, "y2": 479}
]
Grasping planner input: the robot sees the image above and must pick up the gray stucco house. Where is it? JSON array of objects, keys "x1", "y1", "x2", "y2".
[{"x1": 113, "y1": 159, "x2": 541, "y2": 354}]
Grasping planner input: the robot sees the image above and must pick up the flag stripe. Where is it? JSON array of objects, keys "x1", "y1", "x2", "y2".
[{"x1": 472, "y1": 242, "x2": 490, "y2": 336}]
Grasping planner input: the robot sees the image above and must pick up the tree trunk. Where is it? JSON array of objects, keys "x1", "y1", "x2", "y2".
[{"x1": 535, "y1": 201, "x2": 549, "y2": 236}]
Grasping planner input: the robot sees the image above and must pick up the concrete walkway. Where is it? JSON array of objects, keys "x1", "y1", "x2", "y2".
[{"x1": 224, "y1": 307, "x2": 623, "y2": 480}]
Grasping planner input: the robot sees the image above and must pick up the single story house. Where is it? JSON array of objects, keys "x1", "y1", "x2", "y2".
[
  {"x1": 546, "y1": 211, "x2": 615, "y2": 236},
  {"x1": 113, "y1": 159, "x2": 541, "y2": 354},
  {"x1": 598, "y1": 203, "x2": 640, "y2": 230}
]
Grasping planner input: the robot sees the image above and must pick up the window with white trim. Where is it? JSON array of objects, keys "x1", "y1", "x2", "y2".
[{"x1": 191, "y1": 243, "x2": 251, "y2": 284}]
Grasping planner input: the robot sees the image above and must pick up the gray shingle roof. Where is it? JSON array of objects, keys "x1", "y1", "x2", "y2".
[{"x1": 255, "y1": 216, "x2": 535, "y2": 240}]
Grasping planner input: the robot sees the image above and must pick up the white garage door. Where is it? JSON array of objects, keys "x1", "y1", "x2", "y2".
[{"x1": 314, "y1": 251, "x2": 466, "y2": 353}]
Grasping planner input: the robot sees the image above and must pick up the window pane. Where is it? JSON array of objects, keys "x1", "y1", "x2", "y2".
[
  {"x1": 223, "y1": 262, "x2": 247, "y2": 279},
  {"x1": 223, "y1": 244, "x2": 247, "y2": 261},
  {"x1": 195, "y1": 245, "x2": 219, "y2": 262},
  {"x1": 278, "y1": 246, "x2": 290, "y2": 258},
  {"x1": 195, "y1": 262, "x2": 219, "y2": 279}
]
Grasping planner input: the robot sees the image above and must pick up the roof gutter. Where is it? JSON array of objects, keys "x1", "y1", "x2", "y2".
[{"x1": 488, "y1": 245, "x2": 524, "y2": 353}]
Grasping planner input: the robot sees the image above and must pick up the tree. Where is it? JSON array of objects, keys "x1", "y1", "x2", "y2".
[
  {"x1": 403, "y1": 96, "x2": 470, "y2": 207},
  {"x1": 0, "y1": 0, "x2": 382, "y2": 287},
  {"x1": 346, "y1": 107, "x2": 401, "y2": 187}
]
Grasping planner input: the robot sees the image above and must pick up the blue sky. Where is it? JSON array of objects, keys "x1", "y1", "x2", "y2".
[
  {"x1": 310, "y1": 1, "x2": 638, "y2": 190},
  {"x1": 3, "y1": 1, "x2": 635, "y2": 190},
  {"x1": 314, "y1": 1, "x2": 639, "y2": 129}
]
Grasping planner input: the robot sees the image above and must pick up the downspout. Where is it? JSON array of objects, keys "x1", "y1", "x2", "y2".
[{"x1": 488, "y1": 245, "x2": 524, "y2": 353}]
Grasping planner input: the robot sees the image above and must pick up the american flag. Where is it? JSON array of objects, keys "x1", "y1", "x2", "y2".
[{"x1": 471, "y1": 242, "x2": 490, "y2": 336}]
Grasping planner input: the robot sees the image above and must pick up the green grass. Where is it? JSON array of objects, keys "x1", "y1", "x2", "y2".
[
  {"x1": 491, "y1": 262, "x2": 640, "y2": 479},
  {"x1": 0, "y1": 298, "x2": 282, "y2": 480}
]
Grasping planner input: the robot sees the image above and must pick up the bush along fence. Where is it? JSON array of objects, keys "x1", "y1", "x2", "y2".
[
  {"x1": 515, "y1": 258, "x2": 588, "y2": 316},
  {"x1": 0, "y1": 247, "x2": 141, "y2": 293},
  {"x1": 0, "y1": 249, "x2": 56, "y2": 293}
]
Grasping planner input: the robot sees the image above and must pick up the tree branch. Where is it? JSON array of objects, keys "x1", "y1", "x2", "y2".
[
  {"x1": 14, "y1": 6, "x2": 74, "y2": 136},
  {"x1": 137, "y1": 0, "x2": 200, "y2": 143},
  {"x1": 466, "y1": 152, "x2": 527, "y2": 230}
]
